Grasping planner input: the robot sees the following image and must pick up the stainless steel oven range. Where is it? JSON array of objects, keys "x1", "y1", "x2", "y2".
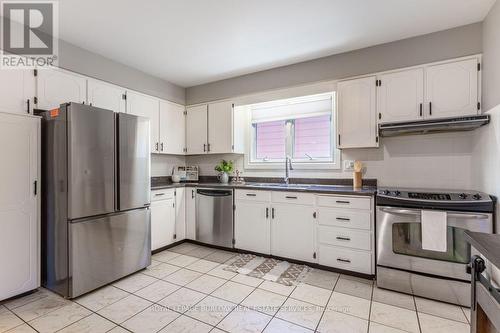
[{"x1": 376, "y1": 188, "x2": 494, "y2": 306}]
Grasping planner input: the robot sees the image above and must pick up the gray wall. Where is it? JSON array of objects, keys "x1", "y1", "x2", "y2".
[
  {"x1": 59, "y1": 40, "x2": 185, "y2": 104},
  {"x1": 186, "y1": 23, "x2": 482, "y2": 104},
  {"x1": 482, "y1": 0, "x2": 500, "y2": 111}
]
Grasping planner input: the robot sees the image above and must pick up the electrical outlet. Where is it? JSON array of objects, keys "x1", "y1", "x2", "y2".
[{"x1": 344, "y1": 160, "x2": 355, "y2": 171}]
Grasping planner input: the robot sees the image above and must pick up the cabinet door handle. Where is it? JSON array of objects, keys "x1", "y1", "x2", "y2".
[
  {"x1": 191, "y1": 189, "x2": 195, "y2": 199},
  {"x1": 336, "y1": 200, "x2": 350, "y2": 204},
  {"x1": 203, "y1": 144, "x2": 206, "y2": 152},
  {"x1": 285, "y1": 196, "x2": 298, "y2": 199},
  {"x1": 271, "y1": 207, "x2": 275, "y2": 219},
  {"x1": 419, "y1": 103, "x2": 423, "y2": 117},
  {"x1": 155, "y1": 193, "x2": 165, "y2": 197},
  {"x1": 161, "y1": 143, "x2": 164, "y2": 152},
  {"x1": 155, "y1": 143, "x2": 159, "y2": 151},
  {"x1": 429, "y1": 102, "x2": 432, "y2": 116},
  {"x1": 336, "y1": 236, "x2": 351, "y2": 241},
  {"x1": 26, "y1": 99, "x2": 30, "y2": 114},
  {"x1": 337, "y1": 258, "x2": 351, "y2": 263},
  {"x1": 266, "y1": 207, "x2": 269, "y2": 219},
  {"x1": 207, "y1": 143, "x2": 211, "y2": 152},
  {"x1": 336, "y1": 217, "x2": 350, "y2": 221},
  {"x1": 246, "y1": 193, "x2": 257, "y2": 197}
]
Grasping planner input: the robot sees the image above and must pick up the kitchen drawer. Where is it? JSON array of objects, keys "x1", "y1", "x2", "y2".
[
  {"x1": 317, "y1": 225, "x2": 371, "y2": 251},
  {"x1": 318, "y1": 245, "x2": 373, "y2": 274},
  {"x1": 235, "y1": 189, "x2": 271, "y2": 202},
  {"x1": 271, "y1": 191, "x2": 315, "y2": 205},
  {"x1": 316, "y1": 195, "x2": 371, "y2": 210},
  {"x1": 318, "y1": 208, "x2": 371, "y2": 230},
  {"x1": 151, "y1": 189, "x2": 175, "y2": 201}
]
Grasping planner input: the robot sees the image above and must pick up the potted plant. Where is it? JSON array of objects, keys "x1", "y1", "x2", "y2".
[{"x1": 215, "y1": 160, "x2": 233, "y2": 184}]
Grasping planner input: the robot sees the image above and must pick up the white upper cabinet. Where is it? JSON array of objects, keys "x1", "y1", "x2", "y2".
[
  {"x1": 377, "y1": 68, "x2": 424, "y2": 123},
  {"x1": 186, "y1": 105, "x2": 208, "y2": 154},
  {"x1": 0, "y1": 69, "x2": 35, "y2": 115},
  {"x1": 159, "y1": 100, "x2": 186, "y2": 155},
  {"x1": 36, "y1": 68, "x2": 87, "y2": 110},
  {"x1": 87, "y1": 79, "x2": 126, "y2": 113},
  {"x1": 425, "y1": 58, "x2": 479, "y2": 119},
  {"x1": 337, "y1": 76, "x2": 378, "y2": 149},
  {"x1": 208, "y1": 101, "x2": 233, "y2": 154},
  {"x1": 127, "y1": 91, "x2": 160, "y2": 153}
]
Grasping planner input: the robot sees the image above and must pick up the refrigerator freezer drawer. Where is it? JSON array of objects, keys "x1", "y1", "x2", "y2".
[{"x1": 69, "y1": 209, "x2": 151, "y2": 298}]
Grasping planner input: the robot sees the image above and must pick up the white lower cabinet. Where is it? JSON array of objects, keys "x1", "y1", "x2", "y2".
[
  {"x1": 233, "y1": 190, "x2": 375, "y2": 275},
  {"x1": 185, "y1": 187, "x2": 196, "y2": 240},
  {"x1": 234, "y1": 190, "x2": 271, "y2": 254},
  {"x1": 271, "y1": 202, "x2": 315, "y2": 262},
  {"x1": 151, "y1": 189, "x2": 176, "y2": 251},
  {"x1": 175, "y1": 187, "x2": 186, "y2": 241}
]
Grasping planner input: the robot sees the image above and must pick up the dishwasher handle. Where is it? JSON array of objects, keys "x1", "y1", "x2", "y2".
[{"x1": 196, "y1": 189, "x2": 232, "y2": 197}]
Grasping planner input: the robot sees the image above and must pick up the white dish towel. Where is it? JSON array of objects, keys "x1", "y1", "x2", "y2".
[{"x1": 421, "y1": 210, "x2": 447, "y2": 252}]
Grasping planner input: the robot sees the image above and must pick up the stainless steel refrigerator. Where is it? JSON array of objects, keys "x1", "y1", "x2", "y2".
[{"x1": 41, "y1": 102, "x2": 151, "y2": 298}]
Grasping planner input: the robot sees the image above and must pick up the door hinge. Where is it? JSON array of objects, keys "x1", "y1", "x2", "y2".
[
  {"x1": 313, "y1": 211, "x2": 317, "y2": 219},
  {"x1": 173, "y1": 234, "x2": 177, "y2": 240},
  {"x1": 122, "y1": 93, "x2": 127, "y2": 100},
  {"x1": 33, "y1": 69, "x2": 38, "y2": 77},
  {"x1": 33, "y1": 180, "x2": 38, "y2": 195},
  {"x1": 232, "y1": 239, "x2": 236, "y2": 245},
  {"x1": 34, "y1": 96, "x2": 38, "y2": 105},
  {"x1": 478, "y1": 63, "x2": 481, "y2": 71},
  {"x1": 477, "y1": 102, "x2": 481, "y2": 111},
  {"x1": 313, "y1": 252, "x2": 317, "y2": 259}
]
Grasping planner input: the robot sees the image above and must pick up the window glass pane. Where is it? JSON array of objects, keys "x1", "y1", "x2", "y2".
[
  {"x1": 293, "y1": 114, "x2": 332, "y2": 159},
  {"x1": 255, "y1": 120, "x2": 286, "y2": 160}
]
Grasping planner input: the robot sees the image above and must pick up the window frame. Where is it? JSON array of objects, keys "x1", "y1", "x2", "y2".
[{"x1": 245, "y1": 92, "x2": 340, "y2": 170}]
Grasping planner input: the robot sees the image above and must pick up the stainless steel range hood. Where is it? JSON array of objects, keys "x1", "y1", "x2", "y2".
[{"x1": 379, "y1": 115, "x2": 490, "y2": 137}]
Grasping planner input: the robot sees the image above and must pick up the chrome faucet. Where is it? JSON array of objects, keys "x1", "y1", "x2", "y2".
[{"x1": 284, "y1": 156, "x2": 293, "y2": 184}]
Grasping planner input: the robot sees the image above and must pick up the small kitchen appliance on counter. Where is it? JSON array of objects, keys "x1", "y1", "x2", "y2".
[
  {"x1": 173, "y1": 166, "x2": 199, "y2": 182},
  {"x1": 376, "y1": 188, "x2": 495, "y2": 306}
]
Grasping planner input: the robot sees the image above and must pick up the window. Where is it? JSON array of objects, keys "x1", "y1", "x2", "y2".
[{"x1": 247, "y1": 93, "x2": 338, "y2": 168}]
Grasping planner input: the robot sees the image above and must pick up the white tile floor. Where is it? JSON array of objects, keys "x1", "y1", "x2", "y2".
[{"x1": 0, "y1": 243, "x2": 472, "y2": 333}]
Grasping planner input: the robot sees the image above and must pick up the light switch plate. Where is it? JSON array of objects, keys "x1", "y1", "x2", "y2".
[{"x1": 344, "y1": 160, "x2": 355, "y2": 171}]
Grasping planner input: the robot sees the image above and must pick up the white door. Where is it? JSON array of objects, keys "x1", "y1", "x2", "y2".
[
  {"x1": 36, "y1": 68, "x2": 87, "y2": 110},
  {"x1": 159, "y1": 100, "x2": 186, "y2": 155},
  {"x1": 186, "y1": 105, "x2": 208, "y2": 154},
  {"x1": 235, "y1": 201, "x2": 270, "y2": 254},
  {"x1": 0, "y1": 69, "x2": 36, "y2": 115},
  {"x1": 87, "y1": 79, "x2": 126, "y2": 113},
  {"x1": 271, "y1": 203, "x2": 314, "y2": 262},
  {"x1": 151, "y1": 198, "x2": 176, "y2": 251},
  {"x1": 127, "y1": 91, "x2": 160, "y2": 153},
  {"x1": 425, "y1": 58, "x2": 479, "y2": 119},
  {"x1": 175, "y1": 188, "x2": 186, "y2": 241},
  {"x1": 208, "y1": 101, "x2": 233, "y2": 154},
  {"x1": 337, "y1": 76, "x2": 378, "y2": 148},
  {"x1": 0, "y1": 114, "x2": 39, "y2": 301},
  {"x1": 185, "y1": 188, "x2": 196, "y2": 240},
  {"x1": 378, "y1": 68, "x2": 424, "y2": 123}
]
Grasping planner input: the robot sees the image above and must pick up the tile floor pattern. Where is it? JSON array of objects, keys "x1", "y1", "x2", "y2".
[{"x1": 0, "y1": 243, "x2": 472, "y2": 333}]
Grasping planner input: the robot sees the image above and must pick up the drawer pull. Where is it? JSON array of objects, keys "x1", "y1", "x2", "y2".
[
  {"x1": 285, "y1": 196, "x2": 298, "y2": 199},
  {"x1": 336, "y1": 217, "x2": 350, "y2": 221},
  {"x1": 336, "y1": 200, "x2": 350, "y2": 204},
  {"x1": 155, "y1": 193, "x2": 165, "y2": 196},
  {"x1": 336, "y1": 236, "x2": 351, "y2": 241},
  {"x1": 337, "y1": 258, "x2": 351, "y2": 263},
  {"x1": 246, "y1": 193, "x2": 257, "y2": 197}
]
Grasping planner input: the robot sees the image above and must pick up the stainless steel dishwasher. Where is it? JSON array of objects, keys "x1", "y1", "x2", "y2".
[{"x1": 195, "y1": 188, "x2": 234, "y2": 248}]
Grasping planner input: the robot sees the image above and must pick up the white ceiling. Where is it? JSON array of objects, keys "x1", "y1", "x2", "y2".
[{"x1": 59, "y1": 0, "x2": 496, "y2": 87}]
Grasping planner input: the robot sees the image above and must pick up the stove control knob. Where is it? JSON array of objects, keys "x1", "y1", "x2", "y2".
[
  {"x1": 458, "y1": 193, "x2": 468, "y2": 199},
  {"x1": 381, "y1": 190, "x2": 390, "y2": 195},
  {"x1": 473, "y1": 194, "x2": 482, "y2": 200},
  {"x1": 394, "y1": 191, "x2": 401, "y2": 196}
]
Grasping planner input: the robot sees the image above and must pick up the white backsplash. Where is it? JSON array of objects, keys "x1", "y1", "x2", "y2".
[{"x1": 151, "y1": 154, "x2": 186, "y2": 177}]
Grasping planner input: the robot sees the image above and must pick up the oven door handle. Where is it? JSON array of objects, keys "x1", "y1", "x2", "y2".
[
  {"x1": 379, "y1": 207, "x2": 421, "y2": 216},
  {"x1": 447, "y1": 213, "x2": 491, "y2": 220}
]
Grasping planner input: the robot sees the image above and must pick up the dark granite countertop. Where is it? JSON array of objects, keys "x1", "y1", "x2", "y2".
[
  {"x1": 151, "y1": 176, "x2": 377, "y2": 196},
  {"x1": 466, "y1": 231, "x2": 500, "y2": 269}
]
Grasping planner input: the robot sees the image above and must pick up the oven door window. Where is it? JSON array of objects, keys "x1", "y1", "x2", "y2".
[{"x1": 392, "y1": 223, "x2": 470, "y2": 263}]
